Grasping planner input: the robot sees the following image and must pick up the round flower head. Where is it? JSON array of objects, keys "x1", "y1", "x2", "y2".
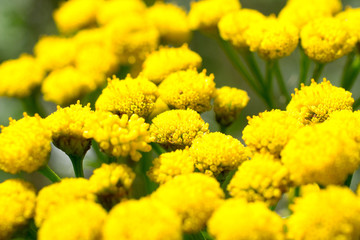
[
  {"x1": 95, "y1": 75, "x2": 158, "y2": 118},
  {"x1": 188, "y1": 0, "x2": 241, "y2": 31},
  {"x1": 148, "y1": 98, "x2": 169, "y2": 120},
  {"x1": 38, "y1": 201, "x2": 107, "y2": 240},
  {"x1": 228, "y1": 153, "x2": 290, "y2": 206},
  {"x1": 73, "y1": 27, "x2": 106, "y2": 47},
  {"x1": 326, "y1": 110, "x2": 360, "y2": 144},
  {"x1": 141, "y1": 44, "x2": 202, "y2": 84},
  {"x1": 83, "y1": 112, "x2": 151, "y2": 161},
  {"x1": 218, "y1": 9, "x2": 266, "y2": 49},
  {"x1": 189, "y1": 132, "x2": 248, "y2": 177},
  {"x1": 0, "y1": 179, "x2": 36, "y2": 240},
  {"x1": 336, "y1": 7, "x2": 360, "y2": 42},
  {"x1": 158, "y1": 69, "x2": 216, "y2": 113},
  {"x1": 89, "y1": 163, "x2": 135, "y2": 210},
  {"x1": 286, "y1": 79, "x2": 354, "y2": 125},
  {"x1": 242, "y1": 110, "x2": 303, "y2": 157},
  {"x1": 103, "y1": 198, "x2": 182, "y2": 240},
  {"x1": 150, "y1": 109, "x2": 209, "y2": 150},
  {"x1": 288, "y1": 186, "x2": 360, "y2": 240},
  {"x1": 300, "y1": 17, "x2": 356, "y2": 63},
  {"x1": 213, "y1": 86, "x2": 250, "y2": 126},
  {"x1": 0, "y1": 54, "x2": 44, "y2": 98},
  {"x1": 147, "y1": 148, "x2": 195, "y2": 184},
  {"x1": 152, "y1": 173, "x2": 224, "y2": 233},
  {"x1": 35, "y1": 178, "x2": 96, "y2": 226},
  {"x1": 0, "y1": 113, "x2": 52, "y2": 174},
  {"x1": 147, "y1": 2, "x2": 190, "y2": 45}
]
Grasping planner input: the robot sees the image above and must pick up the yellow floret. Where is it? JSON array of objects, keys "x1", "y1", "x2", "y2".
[
  {"x1": 0, "y1": 54, "x2": 44, "y2": 98},
  {"x1": 142, "y1": 44, "x2": 202, "y2": 84},
  {"x1": 150, "y1": 109, "x2": 209, "y2": 150},
  {"x1": 300, "y1": 17, "x2": 356, "y2": 63},
  {"x1": 158, "y1": 69, "x2": 216, "y2": 113},
  {"x1": 336, "y1": 7, "x2": 360, "y2": 42},
  {"x1": 103, "y1": 198, "x2": 182, "y2": 240},
  {"x1": 0, "y1": 113, "x2": 52, "y2": 174},
  {"x1": 286, "y1": 79, "x2": 354, "y2": 125},
  {"x1": 38, "y1": 201, "x2": 107, "y2": 240},
  {"x1": 83, "y1": 112, "x2": 152, "y2": 161},
  {"x1": 208, "y1": 199, "x2": 285, "y2": 240},
  {"x1": 73, "y1": 27, "x2": 106, "y2": 47},
  {"x1": 95, "y1": 75, "x2": 158, "y2": 118},
  {"x1": 0, "y1": 179, "x2": 36, "y2": 240},
  {"x1": 148, "y1": 98, "x2": 170, "y2": 120},
  {"x1": 151, "y1": 173, "x2": 224, "y2": 233},
  {"x1": 326, "y1": 110, "x2": 360, "y2": 145}
]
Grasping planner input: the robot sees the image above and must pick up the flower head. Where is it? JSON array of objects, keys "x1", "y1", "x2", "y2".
[{"x1": 336, "y1": 7, "x2": 360, "y2": 42}]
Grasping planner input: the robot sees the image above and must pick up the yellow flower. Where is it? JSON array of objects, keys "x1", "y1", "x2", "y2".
[
  {"x1": 287, "y1": 186, "x2": 360, "y2": 240},
  {"x1": 336, "y1": 7, "x2": 360, "y2": 42},
  {"x1": 83, "y1": 112, "x2": 152, "y2": 161},
  {"x1": 300, "y1": 17, "x2": 356, "y2": 63},
  {"x1": 148, "y1": 98, "x2": 169, "y2": 120},
  {"x1": 213, "y1": 86, "x2": 250, "y2": 126},
  {"x1": 147, "y1": 148, "x2": 195, "y2": 184},
  {"x1": 227, "y1": 153, "x2": 290, "y2": 206},
  {"x1": 0, "y1": 179, "x2": 36, "y2": 240},
  {"x1": 286, "y1": 79, "x2": 354, "y2": 125},
  {"x1": 141, "y1": 44, "x2": 202, "y2": 84},
  {"x1": 95, "y1": 75, "x2": 158, "y2": 118},
  {"x1": 151, "y1": 173, "x2": 224, "y2": 233},
  {"x1": 326, "y1": 110, "x2": 360, "y2": 144},
  {"x1": 158, "y1": 69, "x2": 216, "y2": 113},
  {"x1": 73, "y1": 27, "x2": 106, "y2": 47},
  {"x1": 0, "y1": 54, "x2": 44, "y2": 98},
  {"x1": 103, "y1": 198, "x2": 182, "y2": 240},
  {"x1": 208, "y1": 199, "x2": 285, "y2": 240},
  {"x1": 38, "y1": 201, "x2": 107, "y2": 240},
  {"x1": 150, "y1": 109, "x2": 209, "y2": 150},
  {"x1": 0, "y1": 113, "x2": 52, "y2": 174},
  {"x1": 242, "y1": 110, "x2": 303, "y2": 157}
]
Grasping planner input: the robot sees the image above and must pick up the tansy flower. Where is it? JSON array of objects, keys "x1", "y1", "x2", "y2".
[
  {"x1": 0, "y1": 54, "x2": 44, "y2": 98},
  {"x1": 0, "y1": 179, "x2": 36, "y2": 240},
  {"x1": 0, "y1": 113, "x2": 52, "y2": 174},
  {"x1": 147, "y1": 148, "x2": 195, "y2": 184},
  {"x1": 227, "y1": 153, "x2": 290, "y2": 206},
  {"x1": 326, "y1": 110, "x2": 360, "y2": 144},
  {"x1": 300, "y1": 17, "x2": 356, "y2": 63},
  {"x1": 148, "y1": 98, "x2": 169, "y2": 120},
  {"x1": 95, "y1": 75, "x2": 158, "y2": 118},
  {"x1": 208, "y1": 198, "x2": 285, "y2": 240},
  {"x1": 149, "y1": 109, "x2": 209, "y2": 150},
  {"x1": 103, "y1": 198, "x2": 182, "y2": 240},
  {"x1": 189, "y1": 132, "x2": 248, "y2": 177},
  {"x1": 151, "y1": 173, "x2": 224, "y2": 233},
  {"x1": 158, "y1": 69, "x2": 216, "y2": 113},
  {"x1": 141, "y1": 44, "x2": 202, "y2": 84},
  {"x1": 336, "y1": 7, "x2": 360, "y2": 42},
  {"x1": 83, "y1": 112, "x2": 152, "y2": 161},
  {"x1": 73, "y1": 27, "x2": 106, "y2": 47},
  {"x1": 38, "y1": 201, "x2": 107, "y2": 240},
  {"x1": 286, "y1": 79, "x2": 354, "y2": 125},
  {"x1": 213, "y1": 86, "x2": 250, "y2": 126},
  {"x1": 242, "y1": 110, "x2": 303, "y2": 157},
  {"x1": 35, "y1": 178, "x2": 96, "y2": 226},
  {"x1": 287, "y1": 186, "x2": 360, "y2": 240}
]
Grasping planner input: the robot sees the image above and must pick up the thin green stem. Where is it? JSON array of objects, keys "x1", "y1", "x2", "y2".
[
  {"x1": 92, "y1": 140, "x2": 109, "y2": 163},
  {"x1": 273, "y1": 60, "x2": 291, "y2": 104},
  {"x1": 151, "y1": 142, "x2": 166, "y2": 156},
  {"x1": 354, "y1": 97, "x2": 360, "y2": 110},
  {"x1": 219, "y1": 124, "x2": 227, "y2": 134},
  {"x1": 69, "y1": 154, "x2": 85, "y2": 178},
  {"x1": 240, "y1": 50, "x2": 266, "y2": 88},
  {"x1": 220, "y1": 169, "x2": 236, "y2": 198},
  {"x1": 38, "y1": 165, "x2": 61, "y2": 183},
  {"x1": 345, "y1": 173, "x2": 353, "y2": 188},
  {"x1": 341, "y1": 51, "x2": 356, "y2": 88},
  {"x1": 299, "y1": 48, "x2": 311, "y2": 87},
  {"x1": 342, "y1": 55, "x2": 360, "y2": 90},
  {"x1": 29, "y1": 220, "x2": 38, "y2": 239},
  {"x1": 294, "y1": 186, "x2": 300, "y2": 198},
  {"x1": 312, "y1": 62, "x2": 325, "y2": 82},
  {"x1": 265, "y1": 60, "x2": 276, "y2": 108}
]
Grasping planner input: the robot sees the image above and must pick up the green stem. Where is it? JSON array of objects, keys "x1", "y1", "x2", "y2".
[
  {"x1": 151, "y1": 142, "x2": 166, "y2": 156},
  {"x1": 354, "y1": 97, "x2": 360, "y2": 110},
  {"x1": 345, "y1": 174, "x2": 353, "y2": 188},
  {"x1": 219, "y1": 124, "x2": 227, "y2": 134},
  {"x1": 299, "y1": 47, "x2": 311, "y2": 87},
  {"x1": 201, "y1": 231, "x2": 214, "y2": 240},
  {"x1": 269, "y1": 204, "x2": 277, "y2": 211},
  {"x1": 38, "y1": 165, "x2": 61, "y2": 183},
  {"x1": 92, "y1": 140, "x2": 109, "y2": 164},
  {"x1": 342, "y1": 55, "x2": 360, "y2": 90},
  {"x1": 294, "y1": 186, "x2": 300, "y2": 198},
  {"x1": 273, "y1": 60, "x2": 291, "y2": 104},
  {"x1": 29, "y1": 220, "x2": 38, "y2": 239},
  {"x1": 341, "y1": 51, "x2": 356, "y2": 88},
  {"x1": 312, "y1": 62, "x2": 325, "y2": 82},
  {"x1": 240, "y1": 50, "x2": 266, "y2": 89},
  {"x1": 220, "y1": 169, "x2": 236, "y2": 198},
  {"x1": 265, "y1": 60, "x2": 275, "y2": 108},
  {"x1": 69, "y1": 154, "x2": 85, "y2": 178}
]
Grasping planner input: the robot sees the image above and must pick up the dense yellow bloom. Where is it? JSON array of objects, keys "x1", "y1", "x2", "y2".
[
  {"x1": 189, "y1": 132, "x2": 248, "y2": 177},
  {"x1": 336, "y1": 7, "x2": 360, "y2": 42},
  {"x1": 150, "y1": 109, "x2": 209, "y2": 150},
  {"x1": 0, "y1": 179, "x2": 36, "y2": 240},
  {"x1": 300, "y1": 17, "x2": 356, "y2": 63},
  {"x1": 286, "y1": 79, "x2": 354, "y2": 125},
  {"x1": 0, "y1": 54, "x2": 44, "y2": 98},
  {"x1": 39, "y1": 201, "x2": 107, "y2": 240},
  {"x1": 242, "y1": 110, "x2": 303, "y2": 157},
  {"x1": 152, "y1": 173, "x2": 224, "y2": 233},
  {"x1": 73, "y1": 27, "x2": 106, "y2": 47},
  {"x1": 142, "y1": 44, "x2": 202, "y2": 84},
  {"x1": 148, "y1": 148, "x2": 195, "y2": 184},
  {"x1": 213, "y1": 86, "x2": 250, "y2": 126},
  {"x1": 188, "y1": 0, "x2": 241, "y2": 31},
  {"x1": 0, "y1": 114, "x2": 52, "y2": 174},
  {"x1": 83, "y1": 112, "x2": 151, "y2": 161},
  {"x1": 228, "y1": 153, "x2": 290, "y2": 206},
  {"x1": 35, "y1": 178, "x2": 96, "y2": 226},
  {"x1": 158, "y1": 69, "x2": 215, "y2": 113},
  {"x1": 95, "y1": 75, "x2": 158, "y2": 118},
  {"x1": 148, "y1": 98, "x2": 169, "y2": 120},
  {"x1": 208, "y1": 199, "x2": 285, "y2": 240},
  {"x1": 288, "y1": 186, "x2": 360, "y2": 240},
  {"x1": 103, "y1": 198, "x2": 182, "y2": 240},
  {"x1": 326, "y1": 110, "x2": 360, "y2": 144}
]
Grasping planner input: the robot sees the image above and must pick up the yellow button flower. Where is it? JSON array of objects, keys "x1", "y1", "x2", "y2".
[{"x1": 336, "y1": 7, "x2": 360, "y2": 42}]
